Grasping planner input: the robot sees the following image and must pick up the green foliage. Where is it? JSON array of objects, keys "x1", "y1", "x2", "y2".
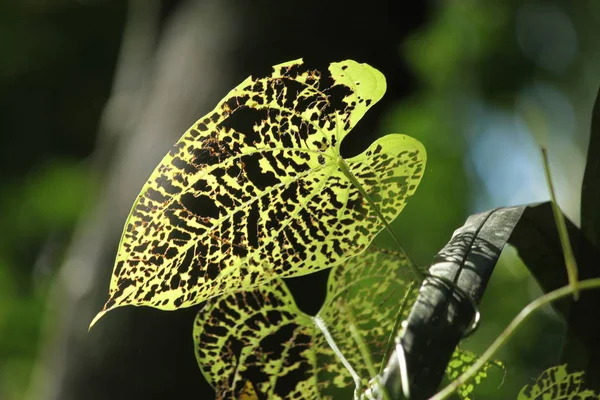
[
  {"x1": 518, "y1": 365, "x2": 600, "y2": 400},
  {"x1": 446, "y1": 349, "x2": 504, "y2": 400},
  {"x1": 194, "y1": 246, "x2": 502, "y2": 399},
  {"x1": 92, "y1": 59, "x2": 425, "y2": 326},
  {"x1": 0, "y1": 160, "x2": 95, "y2": 399},
  {"x1": 193, "y1": 247, "x2": 416, "y2": 399},
  {"x1": 91, "y1": 58, "x2": 508, "y2": 399},
  {"x1": 6, "y1": 161, "x2": 96, "y2": 235}
]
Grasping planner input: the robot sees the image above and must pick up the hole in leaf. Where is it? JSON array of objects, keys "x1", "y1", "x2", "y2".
[
  {"x1": 242, "y1": 153, "x2": 279, "y2": 190},
  {"x1": 180, "y1": 193, "x2": 220, "y2": 219},
  {"x1": 284, "y1": 268, "x2": 329, "y2": 316}
]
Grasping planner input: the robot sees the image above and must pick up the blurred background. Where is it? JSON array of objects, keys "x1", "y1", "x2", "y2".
[{"x1": 0, "y1": 0, "x2": 598, "y2": 399}]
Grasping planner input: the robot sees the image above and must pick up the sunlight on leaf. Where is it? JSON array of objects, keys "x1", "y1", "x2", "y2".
[
  {"x1": 91, "y1": 59, "x2": 425, "y2": 326},
  {"x1": 240, "y1": 379, "x2": 260, "y2": 400},
  {"x1": 445, "y1": 349, "x2": 504, "y2": 400},
  {"x1": 193, "y1": 247, "x2": 417, "y2": 399},
  {"x1": 518, "y1": 365, "x2": 600, "y2": 400}
]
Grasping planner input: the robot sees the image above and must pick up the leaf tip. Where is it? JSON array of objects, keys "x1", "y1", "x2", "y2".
[{"x1": 89, "y1": 309, "x2": 109, "y2": 331}]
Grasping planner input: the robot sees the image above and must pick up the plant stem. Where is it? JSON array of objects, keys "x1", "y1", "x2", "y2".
[
  {"x1": 430, "y1": 278, "x2": 600, "y2": 400},
  {"x1": 541, "y1": 146, "x2": 580, "y2": 300},
  {"x1": 313, "y1": 315, "x2": 363, "y2": 398}
]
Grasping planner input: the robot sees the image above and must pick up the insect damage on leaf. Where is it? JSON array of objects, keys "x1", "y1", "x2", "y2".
[
  {"x1": 518, "y1": 364, "x2": 600, "y2": 400},
  {"x1": 91, "y1": 58, "x2": 425, "y2": 327},
  {"x1": 193, "y1": 247, "x2": 418, "y2": 399},
  {"x1": 445, "y1": 349, "x2": 505, "y2": 400}
]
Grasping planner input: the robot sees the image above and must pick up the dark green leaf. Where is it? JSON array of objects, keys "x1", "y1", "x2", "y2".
[{"x1": 581, "y1": 86, "x2": 600, "y2": 248}]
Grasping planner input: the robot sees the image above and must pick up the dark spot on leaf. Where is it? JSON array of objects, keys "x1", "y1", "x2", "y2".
[
  {"x1": 246, "y1": 202, "x2": 260, "y2": 248},
  {"x1": 226, "y1": 163, "x2": 241, "y2": 179},
  {"x1": 206, "y1": 262, "x2": 220, "y2": 280},
  {"x1": 181, "y1": 193, "x2": 220, "y2": 219},
  {"x1": 251, "y1": 95, "x2": 264, "y2": 105},
  {"x1": 172, "y1": 156, "x2": 198, "y2": 174},
  {"x1": 170, "y1": 274, "x2": 180, "y2": 289},
  {"x1": 243, "y1": 153, "x2": 279, "y2": 190},
  {"x1": 165, "y1": 247, "x2": 178, "y2": 259},
  {"x1": 152, "y1": 243, "x2": 168, "y2": 255},
  {"x1": 132, "y1": 242, "x2": 149, "y2": 253},
  {"x1": 216, "y1": 193, "x2": 234, "y2": 209},
  {"x1": 155, "y1": 176, "x2": 181, "y2": 195},
  {"x1": 168, "y1": 228, "x2": 191, "y2": 242}
]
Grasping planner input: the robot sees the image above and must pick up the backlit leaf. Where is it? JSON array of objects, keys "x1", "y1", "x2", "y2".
[
  {"x1": 238, "y1": 382, "x2": 259, "y2": 400},
  {"x1": 92, "y1": 59, "x2": 425, "y2": 325},
  {"x1": 193, "y1": 247, "x2": 417, "y2": 399},
  {"x1": 518, "y1": 365, "x2": 600, "y2": 400},
  {"x1": 445, "y1": 349, "x2": 504, "y2": 400}
]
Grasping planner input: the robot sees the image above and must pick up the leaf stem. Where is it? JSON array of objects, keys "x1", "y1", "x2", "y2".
[
  {"x1": 541, "y1": 146, "x2": 579, "y2": 300},
  {"x1": 338, "y1": 158, "x2": 424, "y2": 282},
  {"x1": 314, "y1": 315, "x2": 363, "y2": 398},
  {"x1": 342, "y1": 303, "x2": 379, "y2": 380},
  {"x1": 430, "y1": 278, "x2": 600, "y2": 400},
  {"x1": 341, "y1": 302, "x2": 392, "y2": 400}
]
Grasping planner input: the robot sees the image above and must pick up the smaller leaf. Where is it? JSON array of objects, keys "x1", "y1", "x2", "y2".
[
  {"x1": 193, "y1": 279, "x2": 315, "y2": 400},
  {"x1": 518, "y1": 364, "x2": 600, "y2": 400},
  {"x1": 445, "y1": 349, "x2": 504, "y2": 400},
  {"x1": 193, "y1": 247, "x2": 417, "y2": 399}
]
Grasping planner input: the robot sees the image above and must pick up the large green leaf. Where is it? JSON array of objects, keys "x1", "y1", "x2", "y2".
[
  {"x1": 517, "y1": 365, "x2": 600, "y2": 400},
  {"x1": 193, "y1": 247, "x2": 417, "y2": 399},
  {"x1": 92, "y1": 59, "x2": 425, "y2": 325}
]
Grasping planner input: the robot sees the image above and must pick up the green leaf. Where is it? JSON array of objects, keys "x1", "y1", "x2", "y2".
[
  {"x1": 193, "y1": 247, "x2": 417, "y2": 399},
  {"x1": 445, "y1": 349, "x2": 504, "y2": 400},
  {"x1": 517, "y1": 365, "x2": 600, "y2": 400},
  {"x1": 91, "y1": 59, "x2": 425, "y2": 326},
  {"x1": 581, "y1": 86, "x2": 600, "y2": 248}
]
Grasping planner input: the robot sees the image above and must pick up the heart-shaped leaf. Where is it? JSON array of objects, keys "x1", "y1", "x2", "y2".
[
  {"x1": 92, "y1": 59, "x2": 425, "y2": 325},
  {"x1": 193, "y1": 247, "x2": 417, "y2": 399}
]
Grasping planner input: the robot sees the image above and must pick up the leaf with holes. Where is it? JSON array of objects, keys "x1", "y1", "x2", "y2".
[
  {"x1": 445, "y1": 349, "x2": 504, "y2": 400},
  {"x1": 193, "y1": 247, "x2": 418, "y2": 399},
  {"x1": 91, "y1": 59, "x2": 425, "y2": 326},
  {"x1": 518, "y1": 365, "x2": 600, "y2": 400}
]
